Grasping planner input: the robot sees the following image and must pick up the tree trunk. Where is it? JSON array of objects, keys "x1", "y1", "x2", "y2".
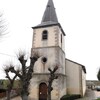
[
  {"x1": 7, "y1": 90, "x2": 11, "y2": 100},
  {"x1": 21, "y1": 94, "x2": 28, "y2": 100},
  {"x1": 48, "y1": 92, "x2": 51, "y2": 100},
  {"x1": 48, "y1": 85, "x2": 51, "y2": 100}
]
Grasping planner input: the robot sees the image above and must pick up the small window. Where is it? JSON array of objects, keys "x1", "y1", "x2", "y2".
[{"x1": 42, "y1": 30, "x2": 48, "y2": 40}]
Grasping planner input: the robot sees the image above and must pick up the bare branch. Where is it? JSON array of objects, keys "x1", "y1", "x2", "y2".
[
  {"x1": 4, "y1": 64, "x2": 22, "y2": 79},
  {"x1": 0, "y1": 12, "x2": 8, "y2": 37},
  {"x1": 3, "y1": 51, "x2": 41, "y2": 100},
  {"x1": 12, "y1": 74, "x2": 17, "y2": 82},
  {"x1": 16, "y1": 50, "x2": 26, "y2": 59},
  {"x1": 52, "y1": 65, "x2": 58, "y2": 73},
  {"x1": 5, "y1": 71, "x2": 12, "y2": 82},
  {"x1": 32, "y1": 51, "x2": 40, "y2": 59},
  {"x1": 9, "y1": 68, "x2": 22, "y2": 79},
  {"x1": 48, "y1": 68, "x2": 52, "y2": 72}
]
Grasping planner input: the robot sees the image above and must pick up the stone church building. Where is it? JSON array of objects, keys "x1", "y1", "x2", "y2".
[{"x1": 29, "y1": 0, "x2": 86, "y2": 100}]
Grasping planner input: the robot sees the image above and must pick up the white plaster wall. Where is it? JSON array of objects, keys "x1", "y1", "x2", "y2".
[
  {"x1": 29, "y1": 74, "x2": 66, "y2": 100},
  {"x1": 65, "y1": 59, "x2": 81, "y2": 95},
  {"x1": 30, "y1": 25, "x2": 66, "y2": 100},
  {"x1": 32, "y1": 25, "x2": 65, "y2": 52},
  {"x1": 32, "y1": 47, "x2": 65, "y2": 74},
  {"x1": 82, "y1": 70, "x2": 86, "y2": 96},
  {"x1": 58, "y1": 27, "x2": 65, "y2": 52},
  {"x1": 32, "y1": 26, "x2": 58, "y2": 48},
  {"x1": 29, "y1": 77, "x2": 39, "y2": 100},
  {"x1": 58, "y1": 75, "x2": 67, "y2": 98}
]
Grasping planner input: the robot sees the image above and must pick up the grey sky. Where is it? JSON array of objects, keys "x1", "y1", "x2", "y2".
[{"x1": 0, "y1": 0, "x2": 100, "y2": 80}]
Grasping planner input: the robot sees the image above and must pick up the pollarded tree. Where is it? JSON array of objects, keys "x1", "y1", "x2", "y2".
[
  {"x1": 4, "y1": 64, "x2": 18, "y2": 100},
  {"x1": 48, "y1": 66, "x2": 58, "y2": 100},
  {"x1": 4, "y1": 51, "x2": 40, "y2": 100}
]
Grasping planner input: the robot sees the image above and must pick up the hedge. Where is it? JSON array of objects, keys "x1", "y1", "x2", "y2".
[{"x1": 60, "y1": 94, "x2": 81, "y2": 100}]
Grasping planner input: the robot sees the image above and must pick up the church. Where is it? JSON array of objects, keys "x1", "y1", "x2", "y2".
[{"x1": 29, "y1": 0, "x2": 86, "y2": 100}]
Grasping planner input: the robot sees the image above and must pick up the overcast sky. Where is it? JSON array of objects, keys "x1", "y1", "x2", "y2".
[{"x1": 0, "y1": 0, "x2": 100, "y2": 80}]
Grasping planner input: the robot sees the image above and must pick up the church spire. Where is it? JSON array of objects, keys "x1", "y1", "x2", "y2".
[
  {"x1": 41, "y1": 0, "x2": 58, "y2": 23},
  {"x1": 32, "y1": 0, "x2": 65, "y2": 36}
]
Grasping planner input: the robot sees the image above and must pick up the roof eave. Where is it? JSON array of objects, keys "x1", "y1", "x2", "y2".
[
  {"x1": 58, "y1": 23, "x2": 66, "y2": 36},
  {"x1": 32, "y1": 23, "x2": 66, "y2": 36}
]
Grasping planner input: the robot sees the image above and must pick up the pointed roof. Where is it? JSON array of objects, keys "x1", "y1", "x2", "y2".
[
  {"x1": 32, "y1": 0, "x2": 66, "y2": 36},
  {"x1": 33, "y1": 0, "x2": 59, "y2": 27},
  {"x1": 41, "y1": 0, "x2": 58, "y2": 23}
]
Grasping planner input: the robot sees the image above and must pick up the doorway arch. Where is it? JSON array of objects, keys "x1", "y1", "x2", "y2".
[{"x1": 39, "y1": 82, "x2": 47, "y2": 100}]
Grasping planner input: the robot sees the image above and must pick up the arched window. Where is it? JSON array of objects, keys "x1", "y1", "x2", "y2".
[{"x1": 42, "y1": 30, "x2": 48, "y2": 40}]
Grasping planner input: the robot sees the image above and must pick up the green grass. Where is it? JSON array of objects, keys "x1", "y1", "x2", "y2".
[{"x1": 96, "y1": 98, "x2": 100, "y2": 100}]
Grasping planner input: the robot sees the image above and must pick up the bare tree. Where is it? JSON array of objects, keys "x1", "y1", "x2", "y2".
[
  {"x1": 4, "y1": 64, "x2": 18, "y2": 100},
  {"x1": 4, "y1": 51, "x2": 58, "y2": 100},
  {"x1": 48, "y1": 66, "x2": 58, "y2": 100},
  {"x1": 4, "y1": 51, "x2": 40, "y2": 100}
]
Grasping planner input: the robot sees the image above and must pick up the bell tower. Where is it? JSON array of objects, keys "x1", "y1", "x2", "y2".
[
  {"x1": 29, "y1": 0, "x2": 67, "y2": 100},
  {"x1": 31, "y1": 0, "x2": 66, "y2": 74}
]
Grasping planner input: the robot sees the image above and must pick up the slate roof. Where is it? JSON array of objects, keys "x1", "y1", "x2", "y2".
[
  {"x1": 32, "y1": 0, "x2": 66, "y2": 36},
  {"x1": 41, "y1": 0, "x2": 58, "y2": 23}
]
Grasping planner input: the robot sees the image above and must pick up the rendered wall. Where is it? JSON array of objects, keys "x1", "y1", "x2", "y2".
[
  {"x1": 81, "y1": 70, "x2": 86, "y2": 96},
  {"x1": 29, "y1": 74, "x2": 66, "y2": 100},
  {"x1": 32, "y1": 25, "x2": 65, "y2": 52},
  {"x1": 31, "y1": 46, "x2": 65, "y2": 74},
  {"x1": 65, "y1": 59, "x2": 81, "y2": 95}
]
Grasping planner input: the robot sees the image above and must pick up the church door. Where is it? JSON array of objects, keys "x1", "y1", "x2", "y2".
[{"x1": 39, "y1": 83, "x2": 47, "y2": 100}]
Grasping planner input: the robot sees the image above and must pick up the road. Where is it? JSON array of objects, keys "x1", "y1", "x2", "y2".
[{"x1": 76, "y1": 89, "x2": 100, "y2": 100}]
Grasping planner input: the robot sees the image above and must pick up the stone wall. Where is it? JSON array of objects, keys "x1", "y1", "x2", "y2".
[
  {"x1": 29, "y1": 74, "x2": 66, "y2": 100},
  {"x1": 31, "y1": 46, "x2": 65, "y2": 74}
]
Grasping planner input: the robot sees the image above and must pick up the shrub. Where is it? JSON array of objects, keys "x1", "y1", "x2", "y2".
[
  {"x1": 60, "y1": 94, "x2": 81, "y2": 100},
  {"x1": 0, "y1": 89, "x2": 6, "y2": 98},
  {"x1": 96, "y1": 98, "x2": 100, "y2": 100}
]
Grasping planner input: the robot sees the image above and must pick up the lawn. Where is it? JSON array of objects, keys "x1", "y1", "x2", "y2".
[{"x1": 97, "y1": 98, "x2": 100, "y2": 100}]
